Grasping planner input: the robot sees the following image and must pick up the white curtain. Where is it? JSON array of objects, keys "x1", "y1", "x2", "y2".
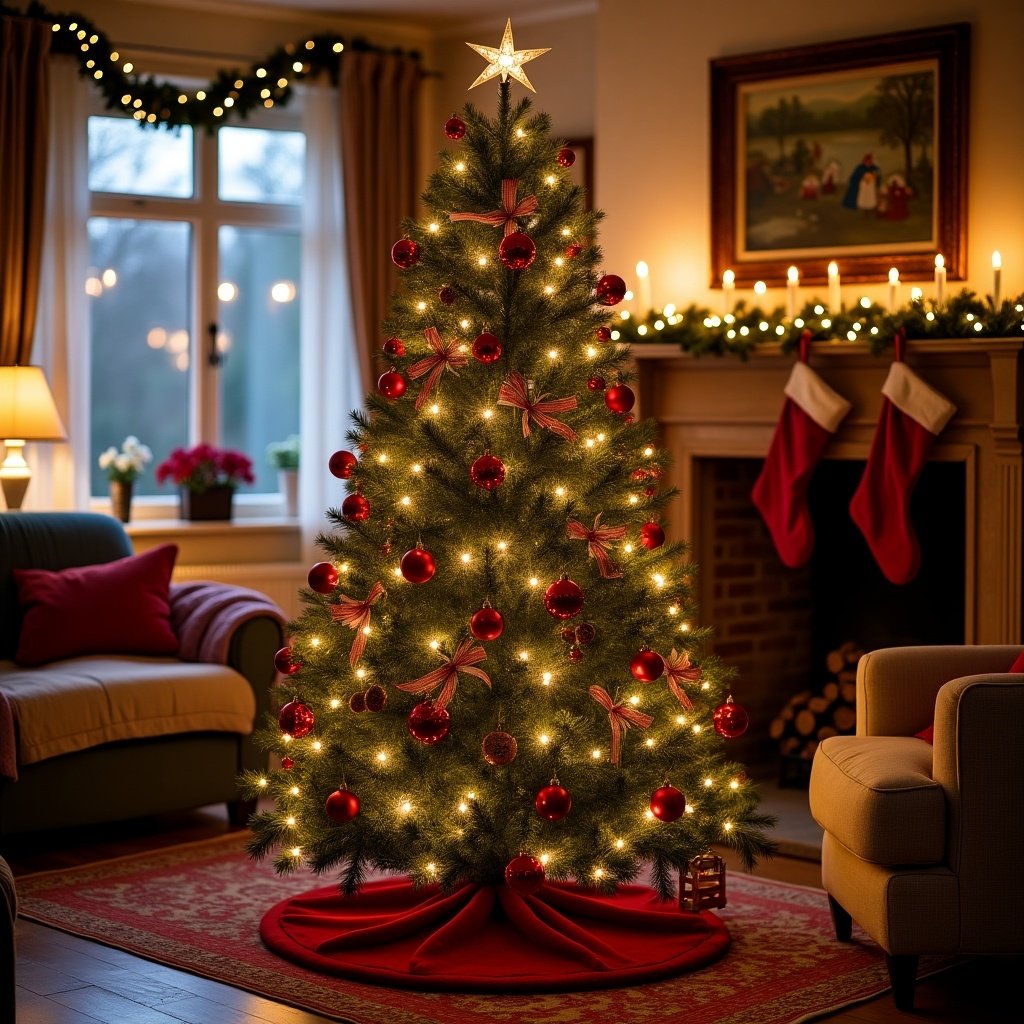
[
  {"x1": 30, "y1": 56, "x2": 90, "y2": 511},
  {"x1": 300, "y1": 81, "x2": 364, "y2": 564}
]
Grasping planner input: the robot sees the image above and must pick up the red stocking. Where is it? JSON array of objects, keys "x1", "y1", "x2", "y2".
[
  {"x1": 752, "y1": 333, "x2": 851, "y2": 568},
  {"x1": 849, "y1": 331, "x2": 957, "y2": 584}
]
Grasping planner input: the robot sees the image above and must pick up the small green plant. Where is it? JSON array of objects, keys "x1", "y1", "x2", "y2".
[{"x1": 266, "y1": 434, "x2": 300, "y2": 470}]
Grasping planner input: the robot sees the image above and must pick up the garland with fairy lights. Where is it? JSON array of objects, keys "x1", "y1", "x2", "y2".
[
  {"x1": 15, "y1": 1, "x2": 420, "y2": 131},
  {"x1": 614, "y1": 288, "x2": 1024, "y2": 359}
]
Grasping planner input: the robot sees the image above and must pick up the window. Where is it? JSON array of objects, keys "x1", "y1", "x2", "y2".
[{"x1": 86, "y1": 111, "x2": 305, "y2": 499}]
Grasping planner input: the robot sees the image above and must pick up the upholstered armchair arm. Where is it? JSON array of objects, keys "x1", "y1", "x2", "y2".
[{"x1": 855, "y1": 645, "x2": 1022, "y2": 736}]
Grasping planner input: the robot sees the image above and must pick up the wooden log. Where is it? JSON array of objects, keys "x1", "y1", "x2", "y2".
[
  {"x1": 780, "y1": 737, "x2": 800, "y2": 755},
  {"x1": 817, "y1": 725, "x2": 839, "y2": 740},
  {"x1": 795, "y1": 709, "x2": 817, "y2": 736},
  {"x1": 808, "y1": 695, "x2": 830, "y2": 713},
  {"x1": 822, "y1": 681, "x2": 839, "y2": 701},
  {"x1": 834, "y1": 706, "x2": 856, "y2": 732},
  {"x1": 826, "y1": 650, "x2": 845, "y2": 674},
  {"x1": 769, "y1": 717, "x2": 786, "y2": 740},
  {"x1": 840, "y1": 681, "x2": 856, "y2": 703}
]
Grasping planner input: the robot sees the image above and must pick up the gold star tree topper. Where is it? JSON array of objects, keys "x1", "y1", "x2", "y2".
[{"x1": 466, "y1": 19, "x2": 550, "y2": 93}]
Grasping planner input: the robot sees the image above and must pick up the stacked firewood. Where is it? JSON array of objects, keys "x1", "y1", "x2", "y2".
[{"x1": 770, "y1": 641, "x2": 863, "y2": 761}]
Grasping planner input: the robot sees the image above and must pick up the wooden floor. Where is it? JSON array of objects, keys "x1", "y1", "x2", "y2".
[{"x1": 4, "y1": 807, "x2": 1021, "y2": 1024}]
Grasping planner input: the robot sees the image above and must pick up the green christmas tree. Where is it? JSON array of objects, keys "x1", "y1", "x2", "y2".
[{"x1": 244, "y1": 29, "x2": 774, "y2": 904}]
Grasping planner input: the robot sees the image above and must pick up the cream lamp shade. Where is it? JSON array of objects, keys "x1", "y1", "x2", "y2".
[{"x1": 0, "y1": 365, "x2": 67, "y2": 511}]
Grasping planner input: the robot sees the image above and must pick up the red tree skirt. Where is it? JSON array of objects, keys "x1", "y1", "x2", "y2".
[{"x1": 260, "y1": 877, "x2": 730, "y2": 992}]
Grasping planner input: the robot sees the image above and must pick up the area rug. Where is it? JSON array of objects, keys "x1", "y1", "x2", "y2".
[{"x1": 16, "y1": 832, "x2": 953, "y2": 1024}]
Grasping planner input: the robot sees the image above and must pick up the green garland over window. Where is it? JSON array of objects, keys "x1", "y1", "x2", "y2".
[{"x1": 17, "y1": 0, "x2": 421, "y2": 131}]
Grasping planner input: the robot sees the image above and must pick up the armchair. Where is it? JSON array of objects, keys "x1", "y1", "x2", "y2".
[{"x1": 809, "y1": 645, "x2": 1024, "y2": 1010}]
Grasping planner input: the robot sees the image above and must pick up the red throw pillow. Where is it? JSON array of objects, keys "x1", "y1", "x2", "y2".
[{"x1": 13, "y1": 544, "x2": 179, "y2": 666}]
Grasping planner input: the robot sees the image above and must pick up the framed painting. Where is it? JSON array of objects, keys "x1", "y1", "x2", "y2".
[{"x1": 710, "y1": 23, "x2": 969, "y2": 286}]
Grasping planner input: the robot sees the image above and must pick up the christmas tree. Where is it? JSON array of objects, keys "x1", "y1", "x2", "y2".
[{"x1": 244, "y1": 22, "x2": 774, "y2": 907}]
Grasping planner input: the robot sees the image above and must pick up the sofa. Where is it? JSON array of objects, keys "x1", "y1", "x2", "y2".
[{"x1": 0, "y1": 511, "x2": 285, "y2": 835}]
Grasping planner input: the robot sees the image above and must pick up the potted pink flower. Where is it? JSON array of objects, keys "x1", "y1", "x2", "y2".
[{"x1": 155, "y1": 443, "x2": 255, "y2": 520}]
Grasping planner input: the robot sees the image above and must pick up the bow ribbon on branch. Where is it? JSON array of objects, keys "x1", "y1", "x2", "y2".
[
  {"x1": 396, "y1": 637, "x2": 492, "y2": 710},
  {"x1": 497, "y1": 371, "x2": 577, "y2": 442},
  {"x1": 566, "y1": 513, "x2": 626, "y2": 579},
  {"x1": 589, "y1": 685, "x2": 654, "y2": 766},
  {"x1": 330, "y1": 582, "x2": 386, "y2": 666},
  {"x1": 663, "y1": 648, "x2": 701, "y2": 710},
  {"x1": 449, "y1": 179, "x2": 539, "y2": 236},
  {"x1": 408, "y1": 327, "x2": 468, "y2": 410}
]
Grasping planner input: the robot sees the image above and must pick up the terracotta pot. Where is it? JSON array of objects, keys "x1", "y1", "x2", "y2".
[
  {"x1": 180, "y1": 485, "x2": 234, "y2": 521},
  {"x1": 109, "y1": 480, "x2": 133, "y2": 523}
]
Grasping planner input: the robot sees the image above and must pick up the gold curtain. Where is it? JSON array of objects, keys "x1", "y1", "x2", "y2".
[
  {"x1": 0, "y1": 15, "x2": 50, "y2": 366},
  {"x1": 339, "y1": 51, "x2": 421, "y2": 394}
]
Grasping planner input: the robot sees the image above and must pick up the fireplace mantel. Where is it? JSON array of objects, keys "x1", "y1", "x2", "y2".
[{"x1": 631, "y1": 339, "x2": 1024, "y2": 645}]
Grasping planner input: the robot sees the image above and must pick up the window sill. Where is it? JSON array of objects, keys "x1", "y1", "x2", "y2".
[{"x1": 125, "y1": 516, "x2": 301, "y2": 566}]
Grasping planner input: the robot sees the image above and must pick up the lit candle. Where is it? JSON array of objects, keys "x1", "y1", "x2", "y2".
[
  {"x1": 888, "y1": 267, "x2": 899, "y2": 312},
  {"x1": 722, "y1": 268, "x2": 735, "y2": 314},
  {"x1": 992, "y1": 251, "x2": 1002, "y2": 307},
  {"x1": 911, "y1": 286, "x2": 923, "y2": 302},
  {"x1": 827, "y1": 261, "x2": 841, "y2": 312},
  {"x1": 786, "y1": 266, "x2": 799, "y2": 319},
  {"x1": 753, "y1": 280, "x2": 767, "y2": 301},
  {"x1": 635, "y1": 260, "x2": 652, "y2": 316},
  {"x1": 934, "y1": 253, "x2": 946, "y2": 305}
]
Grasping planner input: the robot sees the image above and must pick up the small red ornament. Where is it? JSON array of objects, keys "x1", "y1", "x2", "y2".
[
  {"x1": 307, "y1": 561, "x2": 338, "y2": 594},
  {"x1": 274, "y1": 647, "x2": 300, "y2": 675},
  {"x1": 557, "y1": 147, "x2": 576, "y2": 167},
  {"x1": 365, "y1": 684, "x2": 388, "y2": 712},
  {"x1": 574, "y1": 622, "x2": 596, "y2": 645},
  {"x1": 560, "y1": 627, "x2": 576, "y2": 641},
  {"x1": 596, "y1": 326, "x2": 612, "y2": 342},
  {"x1": 444, "y1": 116, "x2": 466, "y2": 140},
  {"x1": 401, "y1": 546, "x2": 436, "y2": 584},
  {"x1": 407, "y1": 700, "x2": 451, "y2": 744},
  {"x1": 329, "y1": 450, "x2": 357, "y2": 479},
  {"x1": 382, "y1": 337, "x2": 406, "y2": 357},
  {"x1": 498, "y1": 231, "x2": 537, "y2": 271},
  {"x1": 470, "y1": 453, "x2": 506, "y2": 490},
  {"x1": 631, "y1": 468, "x2": 649, "y2": 481},
  {"x1": 595, "y1": 274, "x2": 627, "y2": 306},
  {"x1": 587, "y1": 375, "x2": 606, "y2": 392},
  {"x1": 630, "y1": 647, "x2": 665, "y2": 682},
  {"x1": 544, "y1": 575, "x2": 585, "y2": 619},
  {"x1": 391, "y1": 238, "x2": 420, "y2": 269},
  {"x1": 605, "y1": 383, "x2": 635, "y2": 414},
  {"x1": 377, "y1": 368, "x2": 407, "y2": 400},
  {"x1": 713, "y1": 697, "x2": 750, "y2": 738},
  {"x1": 624, "y1": 414, "x2": 634, "y2": 425},
  {"x1": 342, "y1": 493, "x2": 370, "y2": 522},
  {"x1": 471, "y1": 331, "x2": 503, "y2": 363},
  {"x1": 640, "y1": 522, "x2": 666, "y2": 550},
  {"x1": 281, "y1": 756, "x2": 294, "y2": 770},
  {"x1": 278, "y1": 698, "x2": 315, "y2": 738},
  {"x1": 568, "y1": 644, "x2": 583, "y2": 663},
  {"x1": 349, "y1": 691, "x2": 367, "y2": 713},
  {"x1": 482, "y1": 730, "x2": 518, "y2": 765},
  {"x1": 325, "y1": 788, "x2": 361, "y2": 824},
  {"x1": 565, "y1": 242, "x2": 583, "y2": 259},
  {"x1": 535, "y1": 780, "x2": 572, "y2": 821},
  {"x1": 470, "y1": 604, "x2": 504, "y2": 641},
  {"x1": 650, "y1": 785, "x2": 686, "y2": 822},
  {"x1": 505, "y1": 852, "x2": 545, "y2": 895},
  {"x1": 439, "y1": 285, "x2": 458, "y2": 305},
  {"x1": 644, "y1": 485, "x2": 657, "y2": 497},
  {"x1": 380, "y1": 540, "x2": 392, "y2": 556}
]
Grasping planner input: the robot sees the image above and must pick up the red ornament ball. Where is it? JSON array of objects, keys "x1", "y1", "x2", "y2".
[
  {"x1": 329, "y1": 449, "x2": 357, "y2": 479},
  {"x1": 644, "y1": 485, "x2": 657, "y2": 497},
  {"x1": 650, "y1": 785, "x2": 686, "y2": 822},
  {"x1": 482, "y1": 730, "x2": 518, "y2": 766},
  {"x1": 470, "y1": 605, "x2": 504, "y2": 641},
  {"x1": 439, "y1": 285, "x2": 458, "y2": 305},
  {"x1": 391, "y1": 238, "x2": 420, "y2": 269},
  {"x1": 278, "y1": 698, "x2": 315, "y2": 738},
  {"x1": 560, "y1": 627, "x2": 576, "y2": 642},
  {"x1": 535, "y1": 782, "x2": 572, "y2": 821},
  {"x1": 568, "y1": 644, "x2": 583, "y2": 663},
  {"x1": 407, "y1": 700, "x2": 451, "y2": 744},
  {"x1": 587, "y1": 375, "x2": 606, "y2": 392},
  {"x1": 342, "y1": 493, "x2": 370, "y2": 522},
  {"x1": 382, "y1": 337, "x2": 405, "y2": 357},
  {"x1": 349, "y1": 691, "x2": 367, "y2": 713},
  {"x1": 596, "y1": 326, "x2": 612, "y2": 343},
  {"x1": 640, "y1": 522, "x2": 666, "y2": 550},
  {"x1": 380, "y1": 540, "x2": 392, "y2": 556},
  {"x1": 325, "y1": 788, "x2": 361, "y2": 825},
  {"x1": 472, "y1": 331, "x2": 503, "y2": 363},
  {"x1": 544, "y1": 576, "x2": 585, "y2": 619},
  {"x1": 365, "y1": 684, "x2": 388, "y2": 712},
  {"x1": 505, "y1": 852, "x2": 545, "y2": 895},
  {"x1": 400, "y1": 546, "x2": 436, "y2": 584},
  {"x1": 281, "y1": 756, "x2": 294, "y2": 770},
  {"x1": 624, "y1": 414, "x2": 635, "y2": 425},
  {"x1": 498, "y1": 231, "x2": 537, "y2": 271},
  {"x1": 444, "y1": 116, "x2": 466, "y2": 140},
  {"x1": 307, "y1": 561, "x2": 338, "y2": 594},
  {"x1": 574, "y1": 622, "x2": 596, "y2": 646},
  {"x1": 557, "y1": 147, "x2": 576, "y2": 167},
  {"x1": 713, "y1": 698, "x2": 750, "y2": 739},
  {"x1": 274, "y1": 647, "x2": 300, "y2": 675},
  {"x1": 605, "y1": 383, "x2": 635, "y2": 414},
  {"x1": 377, "y1": 368, "x2": 407, "y2": 400},
  {"x1": 595, "y1": 274, "x2": 627, "y2": 306},
  {"x1": 630, "y1": 647, "x2": 665, "y2": 682},
  {"x1": 565, "y1": 242, "x2": 583, "y2": 259},
  {"x1": 470, "y1": 453, "x2": 506, "y2": 490}
]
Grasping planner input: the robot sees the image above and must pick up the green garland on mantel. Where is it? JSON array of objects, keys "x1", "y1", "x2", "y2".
[
  {"x1": 15, "y1": 1, "x2": 421, "y2": 131},
  {"x1": 614, "y1": 288, "x2": 1024, "y2": 359}
]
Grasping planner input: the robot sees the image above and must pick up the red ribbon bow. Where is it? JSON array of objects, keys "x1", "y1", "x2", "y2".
[
  {"x1": 449, "y1": 179, "x2": 539, "y2": 236},
  {"x1": 589, "y1": 685, "x2": 654, "y2": 766},
  {"x1": 497, "y1": 371, "x2": 577, "y2": 442},
  {"x1": 330, "y1": 582, "x2": 386, "y2": 667},
  {"x1": 663, "y1": 648, "x2": 701, "y2": 710},
  {"x1": 396, "y1": 637, "x2": 492, "y2": 710},
  {"x1": 408, "y1": 327, "x2": 468, "y2": 410},
  {"x1": 566, "y1": 514, "x2": 626, "y2": 579}
]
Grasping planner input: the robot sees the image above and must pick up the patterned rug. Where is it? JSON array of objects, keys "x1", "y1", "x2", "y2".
[{"x1": 16, "y1": 833, "x2": 951, "y2": 1024}]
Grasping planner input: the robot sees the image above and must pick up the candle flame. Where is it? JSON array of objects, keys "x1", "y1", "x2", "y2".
[
  {"x1": 993, "y1": 250, "x2": 1002, "y2": 270},
  {"x1": 635, "y1": 260, "x2": 649, "y2": 279},
  {"x1": 827, "y1": 261, "x2": 838, "y2": 277},
  {"x1": 787, "y1": 266, "x2": 799, "y2": 283},
  {"x1": 722, "y1": 269, "x2": 735, "y2": 286},
  {"x1": 935, "y1": 253, "x2": 945, "y2": 270},
  {"x1": 888, "y1": 267, "x2": 899, "y2": 284}
]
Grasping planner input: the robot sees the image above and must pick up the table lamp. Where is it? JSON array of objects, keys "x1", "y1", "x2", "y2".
[{"x1": 0, "y1": 365, "x2": 67, "y2": 511}]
